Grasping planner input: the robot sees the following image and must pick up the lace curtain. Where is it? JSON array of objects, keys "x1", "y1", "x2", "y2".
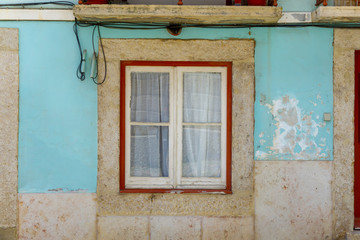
[{"x1": 130, "y1": 71, "x2": 221, "y2": 178}]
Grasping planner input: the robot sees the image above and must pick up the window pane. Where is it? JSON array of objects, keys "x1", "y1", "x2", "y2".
[
  {"x1": 183, "y1": 72, "x2": 221, "y2": 123},
  {"x1": 182, "y1": 126, "x2": 221, "y2": 177},
  {"x1": 131, "y1": 72, "x2": 169, "y2": 123},
  {"x1": 131, "y1": 126, "x2": 169, "y2": 177}
]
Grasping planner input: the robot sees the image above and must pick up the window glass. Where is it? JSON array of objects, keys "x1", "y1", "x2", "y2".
[
  {"x1": 182, "y1": 126, "x2": 221, "y2": 177},
  {"x1": 121, "y1": 62, "x2": 230, "y2": 192},
  {"x1": 183, "y1": 72, "x2": 221, "y2": 123},
  {"x1": 130, "y1": 126, "x2": 169, "y2": 177},
  {"x1": 130, "y1": 72, "x2": 169, "y2": 123}
]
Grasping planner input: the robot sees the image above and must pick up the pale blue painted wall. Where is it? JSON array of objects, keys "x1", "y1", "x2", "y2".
[
  {"x1": 0, "y1": 22, "x2": 98, "y2": 193},
  {"x1": 253, "y1": 27, "x2": 333, "y2": 160},
  {"x1": 277, "y1": 0, "x2": 335, "y2": 11},
  {"x1": 0, "y1": 20, "x2": 333, "y2": 192},
  {"x1": 277, "y1": 0, "x2": 317, "y2": 12}
]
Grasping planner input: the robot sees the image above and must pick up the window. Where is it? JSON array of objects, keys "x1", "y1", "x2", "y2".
[{"x1": 120, "y1": 61, "x2": 232, "y2": 193}]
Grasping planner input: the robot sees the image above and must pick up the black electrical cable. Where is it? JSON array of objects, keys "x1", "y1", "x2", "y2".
[
  {"x1": 5, "y1": 2, "x2": 359, "y2": 85},
  {"x1": 74, "y1": 18, "x2": 86, "y2": 81},
  {"x1": 90, "y1": 25, "x2": 98, "y2": 81},
  {"x1": 77, "y1": 20, "x2": 360, "y2": 30},
  {"x1": 0, "y1": 1, "x2": 75, "y2": 7},
  {"x1": 93, "y1": 24, "x2": 107, "y2": 85},
  {"x1": 73, "y1": 19, "x2": 360, "y2": 85}
]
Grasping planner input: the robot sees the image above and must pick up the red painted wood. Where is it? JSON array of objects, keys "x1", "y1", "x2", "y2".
[
  {"x1": 356, "y1": 218, "x2": 360, "y2": 230},
  {"x1": 119, "y1": 60, "x2": 232, "y2": 194},
  {"x1": 119, "y1": 62, "x2": 126, "y2": 191},
  {"x1": 120, "y1": 189, "x2": 232, "y2": 194},
  {"x1": 247, "y1": 0, "x2": 267, "y2": 5},
  {"x1": 355, "y1": 51, "x2": 360, "y2": 228},
  {"x1": 226, "y1": 0, "x2": 234, "y2": 5},
  {"x1": 226, "y1": 64, "x2": 232, "y2": 193},
  {"x1": 78, "y1": 0, "x2": 108, "y2": 4}
]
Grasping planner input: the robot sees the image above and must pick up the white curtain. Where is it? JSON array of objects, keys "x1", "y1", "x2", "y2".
[
  {"x1": 182, "y1": 72, "x2": 222, "y2": 178},
  {"x1": 129, "y1": 71, "x2": 222, "y2": 179},
  {"x1": 130, "y1": 72, "x2": 169, "y2": 177}
]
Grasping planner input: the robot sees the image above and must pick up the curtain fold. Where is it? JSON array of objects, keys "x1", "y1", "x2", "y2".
[
  {"x1": 130, "y1": 72, "x2": 169, "y2": 177},
  {"x1": 182, "y1": 72, "x2": 222, "y2": 177}
]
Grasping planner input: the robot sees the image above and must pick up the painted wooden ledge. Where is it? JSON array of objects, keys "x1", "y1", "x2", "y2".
[
  {"x1": 0, "y1": 9, "x2": 74, "y2": 21},
  {"x1": 73, "y1": 5, "x2": 282, "y2": 24},
  {"x1": 312, "y1": 6, "x2": 360, "y2": 23}
]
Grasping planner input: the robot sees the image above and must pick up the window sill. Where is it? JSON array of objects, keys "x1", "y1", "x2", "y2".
[
  {"x1": 119, "y1": 189, "x2": 232, "y2": 194},
  {"x1": 312, "y1": 6, "x2": 360, "y2": 22},
  {"x1": 73, "y1": 5, "x2": 282, "y2": 24}
]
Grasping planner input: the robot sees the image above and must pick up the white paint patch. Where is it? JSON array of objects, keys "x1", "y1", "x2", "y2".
[
  {"x1": 310, "y1": 100, "x2": 317, "y2": 106},
  {"x1": 319, "y1": 138, "x2": 326, "y2": 147},
  {"x1": 317, "y1": 93, "x2": 324, "y2": 104},
  {"x1": 256, "y1": 96, "x2": 325, "y2": 160}
]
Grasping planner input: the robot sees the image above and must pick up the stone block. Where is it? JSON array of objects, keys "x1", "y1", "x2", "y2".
[
  {"x1": 0, "y1": 227, "x2": 17, "y2": 240},
  {"x1": 255, "y1": 161, "x2": 332, "y2": 240},
  {"x1": 0, "y1": 28, "x2": 18, "y2": 51},
  {"x1": 202, "y1": 216, "x2": 254, "y2": 240},
  {"x1": 347, "y1": 231, "x2": 360, "y2": 240},
  {"x1": 98, "y1": 216, "x2": 149, "y2": 240},
  {"x1": 150, "y1": 216, "x2": 201, "y2": 240},
  {"x1": 18, "y1": 193, "x2": 96, "y2": 240}
]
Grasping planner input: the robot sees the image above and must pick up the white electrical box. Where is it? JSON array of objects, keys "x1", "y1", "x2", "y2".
[{"x1": 324, "y1": 112, "x2": 331, "y2": 121}]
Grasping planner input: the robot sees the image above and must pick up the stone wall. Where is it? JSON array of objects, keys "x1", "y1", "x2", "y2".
[
  {"x1": 97, "y1": 39, "x2": 255, "y2": 238},
  {"x1": 0, "y1": 28, "x2": 19, "y2": 240},
  {"x1": 333, "y1": 28, "x2": 359, "y2": 239}
]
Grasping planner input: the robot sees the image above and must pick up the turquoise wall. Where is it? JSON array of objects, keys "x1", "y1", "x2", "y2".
[
  {"x1": 253, "y1": 27, "x2": 333, "y2": 160},
  {"x1": 0, "y1": 21, "x2": 333, "y2": 192},
  {"x1": 0, "y1": 22, "x2": 97, "y2": 193},
  {"x1": 277, "y1": 0, "x2": 317, "y2": 12}
]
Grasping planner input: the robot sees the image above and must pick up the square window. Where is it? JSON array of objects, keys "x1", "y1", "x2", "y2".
[{"x1": 120, "y1": 61, "x2": 232, "y2": 193}]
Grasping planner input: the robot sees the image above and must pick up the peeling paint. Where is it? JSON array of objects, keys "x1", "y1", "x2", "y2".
[
  {"x1": 256, "y1": 96, "x2": 331, "y2": 160},
  {"x1": 48, "y1": 188, "x2": 88, "y2": 193}
]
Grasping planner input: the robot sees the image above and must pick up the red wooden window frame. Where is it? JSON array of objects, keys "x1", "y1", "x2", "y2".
[
  {"x1": 119, "y1": 61, "x2": 232, "y2": 194},
  {"x1": 355, "y1": 51, "x2": 360, "y2": 229}
]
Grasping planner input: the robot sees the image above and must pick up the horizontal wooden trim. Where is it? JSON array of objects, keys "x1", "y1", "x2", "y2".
[
  {"x1": 122, "y1": 61, "x2": 233, "y2": 68},
  {"x1": 0, "y1": 9, "x2": 74, "y2": 21},
  {"x1": 355, "y1": 217, "x2": 360, "y2": 229},
  {"x1": 119, "y1": 188, "x2": 232, "y2": 194}
]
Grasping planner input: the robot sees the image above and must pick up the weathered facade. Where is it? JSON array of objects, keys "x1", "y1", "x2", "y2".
[{"x1": 0, "y1": 0, "x2": 360, "y2": 239}]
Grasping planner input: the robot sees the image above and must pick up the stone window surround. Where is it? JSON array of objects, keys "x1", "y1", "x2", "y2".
[{"x1": 97, "y1": 39, "x2": 255, "y2": 217}]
